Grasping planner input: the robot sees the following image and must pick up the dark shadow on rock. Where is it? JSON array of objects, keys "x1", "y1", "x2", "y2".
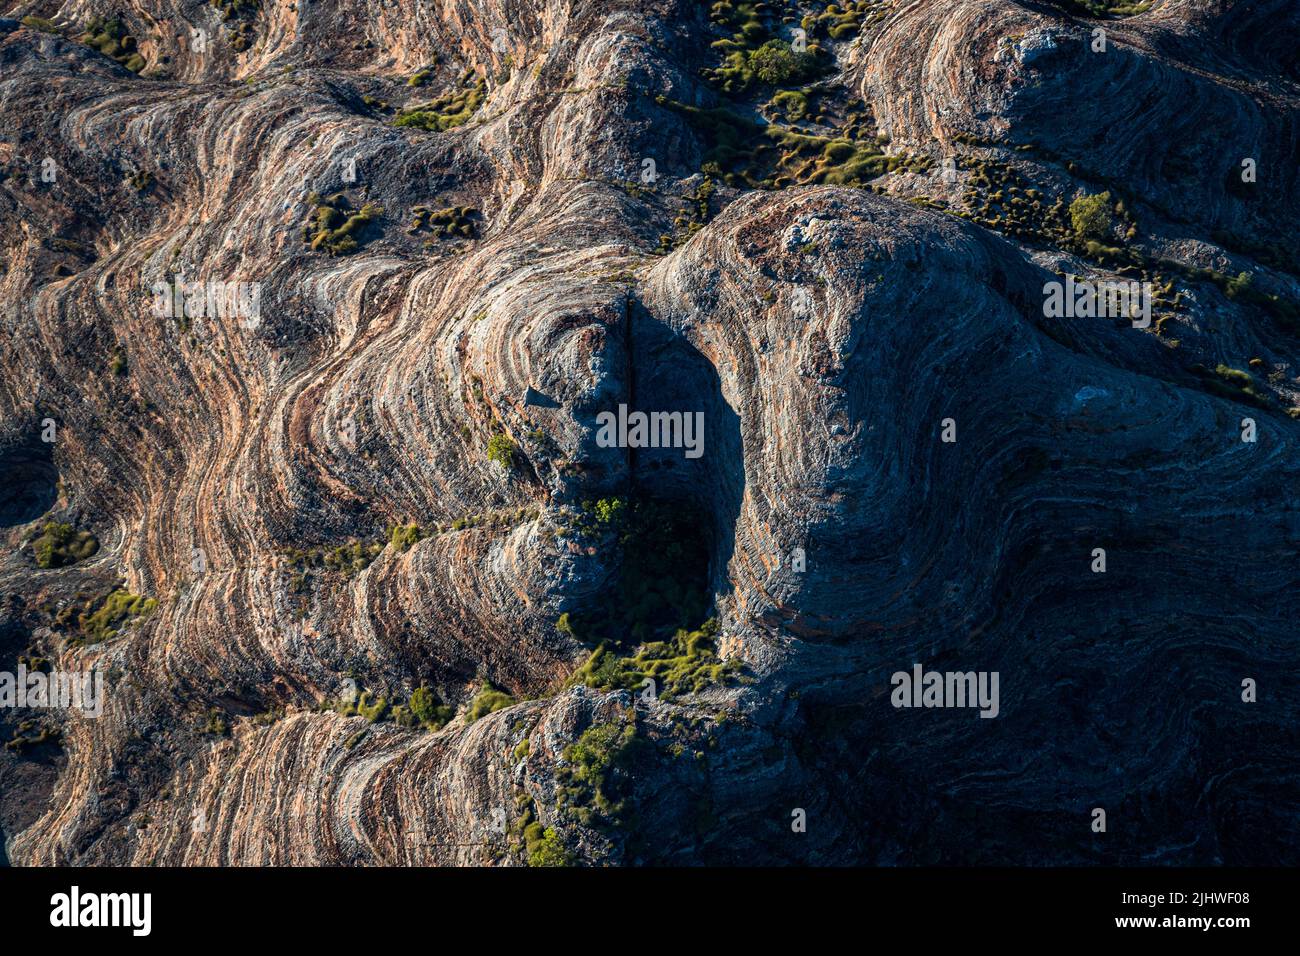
[
  {"x1": 0, "y1": 430, "x2": 57, "y2": 528},
  {"x1": 627, "y1": 298, "x2": 743, "y2": 611}
]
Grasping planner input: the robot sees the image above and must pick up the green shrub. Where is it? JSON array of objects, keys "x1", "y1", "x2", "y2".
[
  {"x1": 302, "y1": 193, "x2": 383, "y2": 256},
  {"x1": 285, "y1": 539, "x2": 385, "y2": 579},
  {"x1": 212, "y1": 0, "x2": 259, "y2": 52},
  {"x1": 525, "y1": 825, "x2": 570, "y2": 866},
  {"x1": 390, "y1": 523, "x2": 426, "y2": 551},
  {"x1": 408, "y1": 204, "x2": 478, "y2": 239},
  {"x1": 487, "y1": 433, "x2": 519, "y2": 470},
  {"x1": 555, "y1": 612, "x2": 576, "y2": 637},
  {"x1": 556, "y1": 720, "x2": 653, "y2": 827},
  {"x1": 201, "y1": 708, "x2": 229, "y2": 736},
  {"x1": 32, "y1": 522, "x2": 99, "y2": 569},
  {"x1": 769, "y1": 89, "x2": 810, "y2": 121},
  {"x1": 356, "y1": 691, "x2": 388, "y2": 722},
  {"x1": 569, "y1": 619, "x2": 740, "y2": 701},
  {"x1": 78, "y1": 17, "x2": 146, "y2": 73},
  {"x1": 394, "y1": 74, "x2": 486, "y2": 131},
  {"x1": 78, "y1": 590, "x2": 157, "y2": 644},
  {"x1": 749, "y1": 40, "x2": 815, "y2": 85},
  {"x1": 21, "y1": 16, "x2": 62, "y2": 34},
  {"x1": 1069, "y1": 191, "x2": 1114, "y2": 241},
  {"x1": 406, "y1": 686, "x2": 453, "y2": 730},
  {"x1": 466, "y1": 683, "x2": 515, "y2": 723}
]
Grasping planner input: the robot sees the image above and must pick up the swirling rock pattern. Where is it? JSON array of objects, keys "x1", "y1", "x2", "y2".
[{"x1": 1, "y1": 0, "x2": 1297, "y2": 866}]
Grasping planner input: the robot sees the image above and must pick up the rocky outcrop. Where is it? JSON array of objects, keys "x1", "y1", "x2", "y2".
[{"x1": 2, "y1": 0, "x2": 1297, "y2": 866}]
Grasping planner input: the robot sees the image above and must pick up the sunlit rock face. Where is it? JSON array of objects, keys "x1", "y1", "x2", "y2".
[{"x1": 1, "y1": 0, "x2": 1297, "y2": 866}]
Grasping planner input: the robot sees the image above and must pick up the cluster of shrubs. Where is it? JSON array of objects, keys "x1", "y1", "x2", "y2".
[
  {"x1": 394, "y1": 73, "x2": 486, "y2": 131},
  {"x1": 408, "y1": 205, "x2": 478, "y2": 240},
  {"x1": 800, "y1": 0, "x2": 893, "y2": 40},
  {"x1": 705, "y1": 2, "x2": 823, "y2": 94},
  {"x1": 568, "y1": 619, "x2": 741, "y2": 701},
  {"x1": 1058, "y1": 0, "x2": 1151, "y2": 16},
  {"x1": 6, "y1": 719, "x2": 61, "y2": 754},
  {"x1": 79, "y1": 17, "x2": 145, "y2": 73},
  {"x1": 284, "y1": 540, "x2": 384, "y2": 583},
  {"x1": 302, "y1": 193, "x2": 383, "y2": 256},
  {"x1": 50, "y1": 588, "x2": 157, "y2": 645},
  {"x1": 508, "y1": 792, "x2": 571, "y2": 866},
  {"x1": 328, "y1": 684, "x2": 456, "y2": 732},
  {"x1": 30, "y1": 521, "x2": 99, "y2": 569},
  {"x1": 657, "y1": 176, "x2": 716, "y2": 253},
  {"x1": 555, "y1": 719, "x2": 653, "y2": 829},
  {"x1": 658, "y1": 97, "x2": 916, "y2": 191}
]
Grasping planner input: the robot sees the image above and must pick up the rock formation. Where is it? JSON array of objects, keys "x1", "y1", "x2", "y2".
[{"x1": 1, "y1": 0, "x2": 1297, "y2": 866}]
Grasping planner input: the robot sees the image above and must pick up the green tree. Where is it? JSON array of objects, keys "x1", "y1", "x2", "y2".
[
  {"x1": 748, "y1": 40, "x2": 813, "y2": 85},
  {"x1": 487, "y1": 433, "x2": 519, "y2": 470},
  {"x1": 1070, "y1": 191, "x2": 1114, "y2": 241}
]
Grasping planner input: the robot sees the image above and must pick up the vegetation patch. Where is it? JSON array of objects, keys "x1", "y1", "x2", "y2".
[
  {"x1": 486, "y1": 432, "x2": 520, "y2": 471},
  {"x1": 5, "y1": 719, "x2": 61, "y2": 754},
  {"x1": 657, "y1": 176, "x2": 716, "y2": 253},
  {"x1": 801, "y1": 1, "x2": 895, "y2": 41},
  {"x1": 393, "y1": 686, "x2": 454, "y2": 731},
  {"x1": 302, "y1": 192, "x2": 383, "y2": 256},
  {"x1": 569, "y1": 619, "x2": 739, "y2": 701},
  {"x1": 21, "y1": 16, "x2": 63, "y2": 34},
  {"x1": 558, "y1": 496, "x2": 741, "y2": 700},
  {"x1": 212, "y1": 0, "x2": 259, "y2": 53},
  {"x1": 506, "y1": 793, "x2": 573, "y2": 866},
  {"x1": 55, "y1": 589, "x2": 157, "y2": 645},
  {"x1": 705, "y1": 2, "x2": 826, "y2": 95},
  {"x1": 658, "y1": 97, "x2": 921, "y2": 191},
  {"x1": 1069, "y1": 191, "x2": 1117, "y2": 242},
  {"x1": 285, "y1": 539, "x2": 384, "y2": 580},
  {"x1": 408, "y1": 205, "x2": 479, "y2": 239},
  {"x1": 394, "y1": 73, "x2": 486, "y2": 132},
  {"x1": 326, "y1": 683, "x2": 454, "y2": 732},
  {"x1": 200, "y1": 708, "x2": 230, "y2": 736},
  {"x1": 31, "y1": 521, "x2": 99, "y2": 569},
  {"x1": 1053, "y1": 0, "x2": 1152, "y2": 16},
  {"x1": 556, "y1": 719, "x2": 655, "y2": 829},
  {"x1": 389, "y1": 523, "x2": 426, "y2": 551},
  {"x1": 465, "y1": 682, "x2": 516, "y2": 723},
  {"x1": 79, "y1": 17, "x2": 145, "y2": 73},
  {"x1": 561, "y1": 496, "x2": 713, "y2": 645}
]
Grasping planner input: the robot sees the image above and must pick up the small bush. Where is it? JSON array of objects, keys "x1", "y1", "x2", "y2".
[
  {"x1": 406, "y1": 686, "x2": 453, "y2": 730},
  {"x1": 556, "y1": 612, "x2": 576, "y2": 637},
  {"x1": 389, "y1": 523, "x2": 425, "y2": 551},
  {"x1": 466, "y1": 683, "x2": 515, "y2": 723},
  {"x1": 201, "y1": 708, "x2": 229, "y2": 736},
  {"x1": 1070, "y1": 191, "x2": 1114, "y2": 241},
  {"x1": 749, "y1": 40, "x2": 816, "y2": 86},
  {"x1": 21, "y1": 16, "x2": 62, "y2": 34},
  {"x1": 487, "y1": 433, "x2": 519, "y2": 471}
]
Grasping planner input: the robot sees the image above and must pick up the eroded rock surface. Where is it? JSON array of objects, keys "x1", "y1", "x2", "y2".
[{"x1": 2, "y1": 0, "x2": 1297, "y2": 865}]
